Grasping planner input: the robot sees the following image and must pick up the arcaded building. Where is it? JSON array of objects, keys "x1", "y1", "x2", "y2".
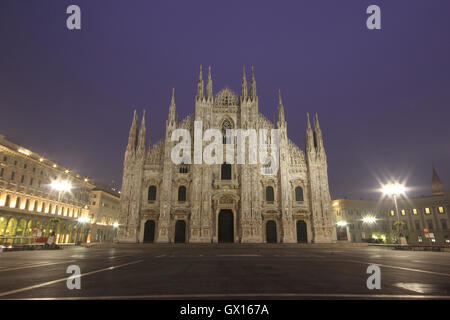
[{"x1": 117, "y1": 66, "x2": 336, "y2": 244}]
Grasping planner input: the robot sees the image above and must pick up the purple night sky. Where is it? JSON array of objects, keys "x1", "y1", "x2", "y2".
[{"x1": 0, "y1": 0, "x2": 449, "y2": 199}]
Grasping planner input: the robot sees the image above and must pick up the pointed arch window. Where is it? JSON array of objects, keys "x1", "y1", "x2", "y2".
[
  {"x1": 222, "y1": 119, "x2": 233, "y2": 144},
  {"x1": 148, "y1": 186, "x2": 157, "y2": 201},
  {"x1": 266, "y1": 186, "x2": 274, "y2": 202},
  {"x1": 178, "y1": 186, "x2": 187, "y2": 202},
  {"x1": 295, "y1": 186, "x2": 304, "y2": 202}
]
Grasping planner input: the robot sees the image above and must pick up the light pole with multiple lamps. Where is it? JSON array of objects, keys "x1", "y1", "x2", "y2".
[{"x1": 382, "y1": 183, "x2": 407, "y2": 245}]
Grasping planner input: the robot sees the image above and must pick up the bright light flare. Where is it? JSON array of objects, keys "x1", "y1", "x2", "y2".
[
  {"x1": 337, "y1": 221, "x2": 347, "y2": 227},
  {"x1": 78, "y1": 216, "x2": 90, "y2": 223},
  {"x1": 362, "y1": 216, "x2": 377, "y2": 224},
  {"x1": 382, "y1": 183, "x2": 406, "y2": 196},
  {"x1": 113, "y1": 222, "x2": 119, "y2": 228},
  {"x1": 50, "y1": 180, "x2": 72, "y2": 192}
]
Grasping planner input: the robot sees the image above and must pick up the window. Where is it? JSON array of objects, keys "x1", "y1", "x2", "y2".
[
  {"x1": 438, "y1": 206, "x2": 444, "y2": 214},
  {"x1": 25, "y1": 199, "x2": 30, "y2": 210},
  {"x1": 14, "y1": 160, "x2": 17, "y2": 166},
  {"x1": 221, "y1": 163, "x2": 232, "y2": 180},
  {"x1": 11, "y1": 171, "x2": 15, "y2": 180},
  {"x1": 38, "y1": 180, "x2": 41, "y2": 187},
  {"x1": 179, "y1": 165, "x2": 188, "y2": 173},
  {"x1": 15, "y1": 197, "x2": 21, "y2": 209},
  {"x1": 0, "y1": 168, "x2": 3, "y2": 177},
  {"x1": 401, "y1": 209, "x2": 406, "y2": 216},
  {"x1": 34, "y1": 200, "x2": 38, "y2": 211},
  {"x1": 148, "y1": 186, "x2": 157, "y2": 201},
  {"x1": 20, "y1": 175, "x2": 25, "y2": 183},
  {"x1": 30, "y1": 178, "x2": 33, "y2": 186},
  {"x1": 390, "y1": 210, "x2": 395, "y2": 216},
  {"x1": 441, "y1": 220, "x2": 448, "y2": 230},
  {"x1": 413, "y1": 208, "x2": 418, "y2": 215},
  {"x1": 2, "y1": 156, "x2": 6, "y2": 162},
  {"x1": 4, "y1": 195, "x2": 11, "y2": 207},
  {"x1": 414, "y1": 221, "x2": 420, "y2": 231},
  {"x1": 266, "y1": 186, "x2": 274, "y2": 202},
  {"x1": 24, "y1": 164, "x2": 27, "y2": 169},
  {"x1": 222, "y1": 119, "x2": 233, "y2": 144},
  {"x1": 427, "y1": 219, "x2": 433, "y2": 230},
  {"x1": 425, "y1": 208, "x2": 431, "y2": 214},
  {"x1": 178, "y1": 186, "x2": 187, "y2": 202},
  {"x1": 295, "y1": 187, "x2": 304, "y2": 202}
]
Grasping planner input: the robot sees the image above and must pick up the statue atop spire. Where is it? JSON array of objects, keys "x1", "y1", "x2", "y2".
[
  {"x1": 206, "y1": 65, "x2": 213, "y2": 100},
  {"x1": 241, "y1": 66, "x2": 247, "y2": 100},
  {"x1": 196, "y1": 65, "x2": 204, "y2": 100},
  {"x1": 432, "y1": 166, "x2": 445, "y2": 195},
  {"x1": 249, "y1": 65, "x2": 257, "y2": 99}
]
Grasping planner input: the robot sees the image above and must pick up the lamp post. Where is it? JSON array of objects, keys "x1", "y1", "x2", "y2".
[
  {"x1": 382, "y1": 183, "x2": 407, "y2": 244},
  {"x1": 49, "y1": 179, "x2": 72, "y2": 235}
]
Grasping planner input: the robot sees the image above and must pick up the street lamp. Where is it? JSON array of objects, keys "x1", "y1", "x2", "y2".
[
  {"x1": 75, "y1": 216, "x2": 90, "y2": 245},
  {"x1": 382, "y1": 183, "x2": 407, "y2": 244},
  {"x1": 336, "y1": 221, "x2": 347, "y2": 227},
  {"x1": 49, "y1": 179, "x2": 72, "y2": 232}
]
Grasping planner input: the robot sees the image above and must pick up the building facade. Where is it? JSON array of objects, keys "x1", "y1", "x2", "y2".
[
  {"x1": 0, "y1": 135, "x2": 119, "y2": 244},
  {"x1": 118, "y1": 66, "x2": 336, "y2": 244},
  {"x1": 332, "y1": 168, "x2": 449, "y2": 244},
  {"x1": 88, "y1": 185, "x2": 120, "y2": 242}
]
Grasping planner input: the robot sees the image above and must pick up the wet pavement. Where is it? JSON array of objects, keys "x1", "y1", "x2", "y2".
[{"x1": 0, "y1": 244, "x2": 449, "y2": 299}]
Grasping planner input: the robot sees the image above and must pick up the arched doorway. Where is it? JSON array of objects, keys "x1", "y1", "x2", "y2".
[
  {"x1": 218, "y1": 210, "x2": 234, "y2": 243},
  {"x1": 174, "y1": 220, "x2": 186, "y2": 243},
  {"x1": 266, "y1": 220, "x2": 277, "y2": 243},
  {"x1": 296, "y1": 220, "x2": 308, "y2": 243},
  {"x1": 143, "y1": 220, "x2": 155, "y2": 243}
]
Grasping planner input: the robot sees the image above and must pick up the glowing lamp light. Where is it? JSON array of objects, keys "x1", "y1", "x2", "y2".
[
  {"x1": 50, "y1": 180, "x2": 72, "y2": 192},
  {"x1": 78, "y1": 216, "x2": 90, "y2": 224},
  {"x1": 18, "y1": 148, "x2": 31, "y2": 156},
  {"x1": 337, "y1": 221, "x2": 347, "y2": 227},
  {"x1": 363, "y1": 216, "x2": 377, "y2": 224},
  {"x1": 382, "y1": 183, "x2": 406, "y2": 196},
  {"x1": 113, "y1": 222, "x2": 119, "y2": 228}
]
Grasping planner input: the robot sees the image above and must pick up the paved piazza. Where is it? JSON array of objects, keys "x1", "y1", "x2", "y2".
[{"x1": 0, "y1": 245, "x2": 449, "y2": 300}]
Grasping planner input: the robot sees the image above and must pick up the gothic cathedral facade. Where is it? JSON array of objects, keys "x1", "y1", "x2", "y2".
[{"x1": 117, "y1": 66, "x2": 336, "y2": 244}]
